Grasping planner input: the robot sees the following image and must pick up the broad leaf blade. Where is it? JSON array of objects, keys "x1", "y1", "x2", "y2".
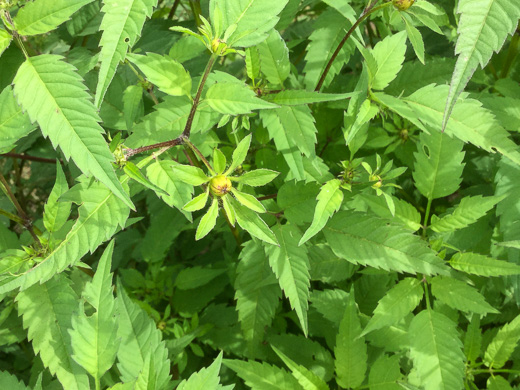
[
  {"x1": 205, "y1": 83, "x2": 278, "y2": 115},
  {"x1": 13, "y1": 54, "x2": 133, "y2": 209},
  {"x1": 177, "y1": 352, "x2": 223, "y2": 390},
  {"x1": 257, "y1": 29, "x2": 290, "y2": 85},
  {"x1": 223, "y1": 359, "x2": 301, "y2": 390},
  {"x1": 43, "y1": 163, "x2": 71, "y2": 233},
  {"x1": 0, "y1": 86, "x2": 36, "y2": 153},
  {"x1": 449, "y1": 252, "x2": 520, "y2": 276},
  {"x1": 484, "y1": 314, "x2": 520, "y2": 369},
  {"x1": 371, "y1": 31, "x2": 407, "y2": 90}
]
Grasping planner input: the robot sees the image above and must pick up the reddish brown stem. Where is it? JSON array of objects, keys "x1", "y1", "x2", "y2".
[{"x1": 2, "y1": 153, "x2": 63, "y2": 164}]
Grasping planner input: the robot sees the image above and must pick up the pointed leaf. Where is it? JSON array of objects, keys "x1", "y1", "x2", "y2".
[
  {"x1": 368, "y1": 354, "x2": 402, "y2": 390},
  {"x1": 449, "y1": 252, "x2": 520, "y2": 276},
  {"x1": 232, "y1": 189, "x2": 265, "y2": 213},
  {"x1": 371, "y1": 31, "x2": 407, "y2": 90},
  {"x1": 223, "y1": 359, "x2": 301, "y2": 390},
  {"x1": 231, "y1": 197, "x2": 278, "y2": 245},
  {"x1": 195, "y1": 197, "x2": 219, "y2": 240},
  {"x1": 0, "y1": 86, "x2": 35, "y2": 153},
  {"x1": 177, "y1": 352, "x2": 223, "y2": 390},
  {"x1": 266, "y1": 90, "x2": 354, "y2": 106},
  {"x1": 0, "y1": 371, "x2": 31, "y2": 390},
  {"x1": 124, "y1": 161, "x2": 168, "y2": 196},
  {"x1": 205, "y1": 82, "x2": 278, "y2": 115},
  {"x1": 183, "y1": 191, "x2": 209, "y2": 212},
  {"x1": 231, "y1": 169, "x2": 279, "y2": 187},
  {"x1": 0, "y1": 28, "x2": 12, "y2": 57},
  {"x1": 257, "y1": 29, "x2": 290, "y2": 85},
  {"x1": 484, "y1": 314, "x2": 520, "y2": 369},
  {"x1": 226, "y1": 134, "x2": 251, "y2": 175},
  {"x1": 169, "y1": 163, "x2": 210, "y2": 186}
]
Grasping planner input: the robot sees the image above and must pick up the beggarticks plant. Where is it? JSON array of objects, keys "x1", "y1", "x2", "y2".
[{"x1": 170, "y1": 135, "x2": 279, "y2": 242}]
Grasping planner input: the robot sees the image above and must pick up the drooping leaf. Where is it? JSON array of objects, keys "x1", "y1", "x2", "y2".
[
  {"x1": 370, "y1": 31, "x2": 407, "y2": 90},
  {"x1": 223, "y1": 359, "x2": 301, "y2": 390},
  {"x1": 43, "y1": 163, "x2": 71, "y2": 234},
  {"x1": 169, "y1": 163, "x2": 210, "y2": 186},
  {"x1": 484, "y1": 314, "x2": 520, "y2": 369},
  {"x1": 409, "y1": 309, "x2": 465, "y2": 390},
  {"x1": 323, "y1": 211, "x2": 449, "y2": 275},
  {"x1": 402, "y1": 13, "x2": 425, "y2": 64},
  {"x1": 334, "y1": 292, "x2": 367, "y2": 389},
  {"x1": 443, "y1": 0, "x2": 520, "y2": 129},
  {"x1": 235, "y1": 240, "x2": 280, "y2": 354},
  {"x1": 16, "y1": 274, "x2": 90, "y2": 390},
  {"x1": 230, "y1": 197, "x2": 278, "y2": 245},
  {"x1": 195, "y1": 197, "x2": 219, "y2": 240},
  {"x1": 177, "y1": 352, "x2": 223, "y2": 390},
  {"x1": 299, "y1": 179, "x2": 344, "y2": 246},
  {"x1": 361, "y1": 278, "x2": 423, "y2": 336},
  {"x1": 265, "y1": 90, "x2": 354, "y2": 106},
  {"x1": 126, "y1": 53, "x2": 191, "y2": 97},
  {"x1": 95, "y1": 0, "x2": 157, "y2": 107},
  {"x1": 209, "y1": 0, "x2": 290, "y2": 48},
  {"x1": 205, "y1": 82, "x2": 278, "y2": 115},
  {"x1": 257, "y1": 29, "x2": 290, "y2": 85},
  {"x1": 0, "y1": 86, "x2": 35, "y2": 153},
  {"x1": 449, "y1": 252, "x2": 520, "y2": 276},
  {"x1": 0, "y1": 180, "x2": 129, "y2": 294},
  {"x1": 13, "y1": 54, "x2": 133, "y2": 209},
  {"x1": 13, "y1": 0, "x2": 94, "y2": 36},
  {"x1": 124, "y1": 161, "x2": 168, "y2": 196},
  {"x1": 430, "y1": 195, "x2": 505, "y2": 233},
  {"x1": 265, "y1": 224, "x2": 310, "y2": 335},
  {"x1": 69, "y1": 240, "x2": 119, "y2": 382},
  {"x1": 116, "y1": 280, "x2": 171, "y2": 389}
]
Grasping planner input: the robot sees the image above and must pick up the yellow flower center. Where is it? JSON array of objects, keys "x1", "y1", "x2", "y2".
[
  {"x1": 210, "y1": 175, "x2": 232, "y2": 196},
  {"x1": 392, "y1": 0, "x2": 414, "y2": 11}
]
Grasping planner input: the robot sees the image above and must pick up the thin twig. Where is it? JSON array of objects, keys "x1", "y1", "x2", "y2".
[
  {"x1": 2, "y1": 153, "x2": 63, "y2": 164},
  {"x1": 168, "y1": 0, "x2": 181, "y2": 19},
  {"x1": 257, "y1": 194, "x2": 277, "y2": 201}
]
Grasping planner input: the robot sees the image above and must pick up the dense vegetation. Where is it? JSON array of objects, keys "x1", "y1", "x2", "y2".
[{"x1": 1, "y1": 0, "x2": 520, "y2": 389}]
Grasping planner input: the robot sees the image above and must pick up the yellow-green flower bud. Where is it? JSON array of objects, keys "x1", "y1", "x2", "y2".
[
  {"x1": 210, "y1": 175, "x2": 232, "y2": 196},
  {"x1": 393, "y1": 0, "x2": 414, "y2": 11}
]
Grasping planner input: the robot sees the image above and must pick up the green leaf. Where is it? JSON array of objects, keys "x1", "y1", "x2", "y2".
[
  {"x1": 0, "y1": 180, "x2": 129, "y2": 294},
  {"x1": 223, "y1": 359, "x2": 301, "y2": 390},
  {"x1": 116, "y1": 280, "x2": 171, "y2": 389},
  {"x1": 430, "y1": 195, "x2": 505, "y2": 233},
  {"x1": 266, "y1": 90, "x2": 354, "y2": 106},
  {"x1": 371, "y1": 31, "x2": 407, "y2": 90},
  {"x1": 257, "y1": 29, "x2": 290, "y2": 85},
  {"x1": 0, "y1": 28, "x2": 12, "y2": 57},
  {"x1": 124, "y1": 161, "x2": 168, "y2": 196},
  {"x1": 413, "y1": 128, "x2": 465, "y2": 200},
  {"x1": 43, "y1": 162, "x2": 71, "y2": 233},
  {"x1": 13, "y1": 0, "x2": 94, "y2": 36},
  {"x1": 175, "y1": 267, "x2": 226, "y2": 290},
  {"x1": 231, "y1": 189, "x2": 265, "y2": 213},
  {"x1": 487, "y1": 376, "x2": 513, "y2": 390},
  {"x1": 334, "y1": 292, "x2": 367, "y2": 389},
  {"x1": 368, "y1": 354, "x2": 402, "y2": 390},
  {"x1": 126, "y1": 53, "x2": 191, "y2": 97},
  {"x1": 209, "y1": 0, "x2": 290, "y2": 48},
  {"x1": 231, "y1": 169, "x2": 279, "y2": 187},
  {"x1": 16, "y1": 275, "x2": 89, "y2": 390},
  {"x1": 123, "y1": 85, "x2": 143, "y2": 131},
  {"x1": 177, "y1": 352, "x2": 223, "y2": 390},
  {"x1": 66, "y1": 1, "x2": 103, "y2": 37},
  {"x1": 409, "y1": 309, "x2": 465, "y2": 390},
  {"x1": 95, "y1": 0, "x2": 156, "y2": 107},
  {"x1": 277, "y1": 182, "x2": 320, "y2": 226},
  {"x1": 69, "y1": 240, "x2": 119, "y2": 382},
  {"x1": 443, "y1": 0, "x2": 520, "y2": 129},
  {"x1": 464, "y1": 315, "x2": 482, "y2": 364},
  {"x1": 484, "y1": 314, "x2": 520, "y2": 369},
  {"x1": 449, "y1": 252, "x2": 520, "y2": 276},
  {"x1": 431, "y1": 276, "x2": 498, "y2": 315},
  {"x1": 170, "y1": 163, "x2": 210, "y2": 186},
  {"x1": 146, "y1": 159, "x2": 194, "y2": 219},
  {"x1": 13, "y1": 54, "x2": 134, "y2": 209},
  {"x1": 265, "y1": 224, "x2": 310, "y2": 335},
  {"x1": 205, "y1": 82, "x2": 278, "y2": 115},
  {"x1": 275, "y1": 105, "x2": 318, "y2": 157},
  {"x1": 212, "y1": 148, "x2": 227, "y2": 175},
  {"x1": 324, "y1": 211, "x2": 449, "y2": 275},
  {"x1": 272, "y1": 345, "x2": 329, "y2": 390},
  {"x1": 402, "y1": 13, "x2": 425, "y2": 64},
  {"x1": 299, "y1": 179, "x2": 343, "y2": 246},
  {"x1": 226, "y1": 134, "x2": 251, "y2": 175},
  {"x1": 231, "y1": 197, "x2": 278, "y2": 245},
  {"x1": 196, "y1": 197, "x2": 219, "y2": 240},
  {"x1": 0, "y1": 371, "x2": 31, "y2": 390},
  {"x1": 361, "y1": 278, "x2": 423, "y2": 336},
  {"x1": 235, "y1": 240, "x2": 280, "y2": 354},
  {"x1": 359, "y1": 194, "x2": 422, "y2": 231},
  {"x1": 183, "y1": 191, "x2": 209, "y2": 212}
]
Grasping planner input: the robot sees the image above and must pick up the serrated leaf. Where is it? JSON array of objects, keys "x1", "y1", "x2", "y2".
[
  {"x1": 69, "y1": 240, "x2": 119, "y2": 381},
  {"x1": 361, "y1": 278, "x2": 423, "y2": 337},
  {"x1": 275, "y1": 105, "x2": 317, "y2": 157},
  {"x1": 232, "y1": 169, "x2": 279, "y2": 187},
  {"x1": 409, "y1": 309, "x2": 465, "y2": 390},
  {"x1": 0, "y1": 86, "x2": 35, "y2": 153},
  {"x1": 368, "y1": 354, "x2": 402, "y2": 390},
  {"x1": 123, "y1": 85, "x2": 143, "y2": 131},
  {"x1": 43, "y1": 162, "x2": 71, "y2": 233},
  {"x1": 487, "y1": 375, "x2": 513, "y2": 390},
  {"x1": 226, "y1": 134, "x2": 251, "y2": 175},
  {"x1": 402, "y1": 13, "x2": 425, "y2": 64},
  {"x1": 235, "y1": 240, "x2": 280, "y2": 354},
  {"x1": 484, "y1": 314, "x2": 520, "y2": 369},
  {"x1": 205, "y1": 83, "x2": 278, "y2": 115},
  {"x1": 124, "y1": 161, "x2": 168, "y2": 196},
  {"x1": 257, "y1": 29, "x2": 290, "y2": 85},
  {"x1": 13, "y1": 54, "x2": 133, "y2": 209},
  {"x1": 443, "y1": 0, "x2": 520, "y2": 129},
  {"x1": 449, "y1": 252, "x2": 520, "y2": 276},
  {"x1": 430, "y1": 195, "x2": 505, "y2": 233},
  {"x1": 413, "y1": 128, "x2": 465, "y2": 200},
  {"x1": 209, "y1": 0, "x2": 290, "y2": 48},
  {"x1": 177, "y1": 352, "x2": 223, "y2": 390},
  {"x1": 299, "y1": 179, "x2": 343, "y2": 246},
  {"x1": 359, "y1": 194, "x2": 422, "y2": 231},
  {"x1": 116, "y1": 280, "x2": 171, "y2": 389},
  {"x1": 266, "y1": 90, "x2": 354, "y2": 106},
  {"x1": 230, "y1": 196, "x2": 278, "y2": 246},
  {"x1": 324, "y1": 211, "x2": 449, "y2": 275},
  {"x1": 223, "y1": 359, "x2": 301, "y2": 390},
  {"x1": 66, "y1": 0, "x2": 103, "y2": 37},
  {"x1": 16, "y1": 275, "x2": 89, "y2": 390},
  {"x1": 431, "y1": 276, "x2": 498, "y2": 315},
  {"x1": 13, "y1": 0, "x2": 94, "y2": 36},
  {"x1": 265, "y1": 224, "x2": 310, "y2": 335},
  {"x1": 334, "y1": 293, "x2": 367, "y2": 389},
  {"x1": 245, "y1": 46, "x2": 260, "y2": 82},
  {"x1": 464, "y1": 315, "x2": 482, "y2": 364},
  {"x1": 195, "y1": 197, "x2": 219, "y2": 240},
  {"x1": 0, "y1": 28, "x2": 12, "y2": 57},
  {"x1": 371, "y1": 31, "x2": 407, "y2": 90},
  {"x1": 0, "y1": 371, "x2": 31, "y2": 390},
  {"x1": 95, "y1": 0, "x2": 157, "y2": 107},
  {"x1": 127, "y1": 53, "x2": 191, "y2": 97},
  {"x1": 0, "y1": 180, "x2": 129, "y2": 294}
]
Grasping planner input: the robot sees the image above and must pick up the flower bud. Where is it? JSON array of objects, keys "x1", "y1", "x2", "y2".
[
  {"x1": 210, "y1": 175, "x2": 232, "y2": 196},
  {"x1": 392, "y1": 0, "x2": 414, "y2": 11}
]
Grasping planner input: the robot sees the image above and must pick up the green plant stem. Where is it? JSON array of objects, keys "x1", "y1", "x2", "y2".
[
  {"x1": 189, "y1": 0, "x2": 202, "y2": 27},
  {"x1": 125, "y1": 61, "x2": 160, "y2": 105},
  {"x1": 0, "y1": 171, "x2": 41, "y2": 246},
  {"x1": 500, "y1": 29, "x2": 520, "y2": 79},
  {"x1": 184, "y1": 139, "x2": 214, "y2": 173},
  {"x1": 222, "y1": 205, "x2": 242, "y2": 246},
  {"x1": 314, "y1": 0, "x2": 392, "y2": 91},
  {"x1": 422, "y1": 197, "x2": 432, "y2": 238},
  {"x1": 0, "y1": 208, "x2": 25, "y2": 226},
  {"x1": 125, "y1": 54, "x2": 217, "y2": 158},
  {"x1": 471, "y1": 368, "x2": 520, "y2": 375},
  {"x1": 94, "y1": 377, "x2": 101, "y2": 390},
  {"x1": 168, "y1": 0, "x2": 181, "y2": 19}
]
